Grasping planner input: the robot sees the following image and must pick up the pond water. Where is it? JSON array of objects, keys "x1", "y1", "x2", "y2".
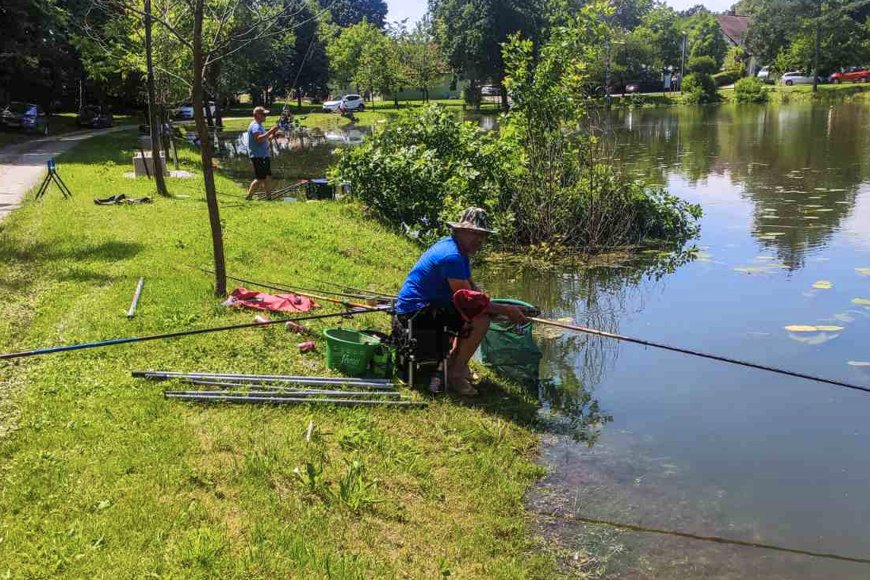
[
  {"x1": 481, "y1": 103, "x2": 870, "y2": 578},
  {"x1": 218, "y1": 105, "x2": 870, "y2": 576}
]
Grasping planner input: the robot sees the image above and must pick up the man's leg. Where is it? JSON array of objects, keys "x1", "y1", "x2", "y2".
[
  {"x1": 246, "y1": 178, "x2": 260, "y2": 200},
  {"x1": 447, "y1": 315, "x2": 489, "y2": 382},
  {"x1": 263, "y1": 175, "x2": 272, "y2": 198}
]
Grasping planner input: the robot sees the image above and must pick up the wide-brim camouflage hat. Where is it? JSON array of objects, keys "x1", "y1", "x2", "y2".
[{"x1": 447, "y1": 207, "x2": 496, "y2": 234}]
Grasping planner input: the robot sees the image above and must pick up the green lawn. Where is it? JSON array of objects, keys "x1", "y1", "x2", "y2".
[{"x1": 0, "y1": 132, "x2": 557, "y2": 577}]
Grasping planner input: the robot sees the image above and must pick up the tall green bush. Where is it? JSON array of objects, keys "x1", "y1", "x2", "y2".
[
  {"x1": 734, "y1": 76, "x2": 768, "y2": 103},
  {"x1": 687, "y1": 55, "x2": 717, "y2": 75},
  {"x1": 333, "y1": 1, "x2": 702, "y2": 251},
  {"x1": 331, "y1": 106, "x2": 513, "y2": 242},
  {"x1": 681, "y1": 72, "x2": 718, "y2": 104}
]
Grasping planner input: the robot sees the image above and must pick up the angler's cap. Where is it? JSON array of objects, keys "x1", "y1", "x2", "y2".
[
  {"x1": 448, "y1": 207, "x2": 496, "y2": 234},
  {"x1": 253, "y1": 106, "x2": 270, "y2": 116}
]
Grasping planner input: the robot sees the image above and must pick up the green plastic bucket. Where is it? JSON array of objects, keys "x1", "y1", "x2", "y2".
[{"x1": 323, "y1": 328, "x2": 381, "y2": 377}]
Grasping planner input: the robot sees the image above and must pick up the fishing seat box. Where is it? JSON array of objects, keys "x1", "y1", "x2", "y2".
[{"x1": 306, "y1": 178, "x2": 335, "y2": 200}]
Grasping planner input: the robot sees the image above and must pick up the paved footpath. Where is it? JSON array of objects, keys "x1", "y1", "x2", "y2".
[{"x1": 0, "y1": 126, "x2": 132, "y2": 223}]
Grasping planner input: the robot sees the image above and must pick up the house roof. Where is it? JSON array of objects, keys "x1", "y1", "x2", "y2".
[{"x1": 716, "y1": 15, "x2": 751, "y2": 49}]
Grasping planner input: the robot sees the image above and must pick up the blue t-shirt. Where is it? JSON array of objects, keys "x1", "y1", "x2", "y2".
[
  {"x1": 396, "y1": 237, "x2": 471, "y2": 314},
  {"x1": 247, "y1": 121, "x2": 270, "y2": 158}
]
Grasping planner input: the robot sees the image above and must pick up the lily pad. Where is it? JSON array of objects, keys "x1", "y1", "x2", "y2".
[
  {"x1": 855, "y1": 268, "x2": 870, "y2": 276},
  {"x1": 848, "y1": 361, "x2": 870, "y2": 367},
  {"x1": 853, "y1": 298, "x2": 870, "y2": 306},
  {"x1": 784, "y1": 325, "x2": 820, "y2": 332},
  {"x1": 784, "y1": 324, "x2": 844, "y2": 332},
  {"x1": 812, "y1": 280, "x2": 833, "y2": 290}
]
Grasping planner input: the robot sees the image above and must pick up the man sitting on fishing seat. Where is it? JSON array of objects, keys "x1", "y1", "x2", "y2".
[{"x1": 395, "y1": 207, "x2": 528, "y2": 396}]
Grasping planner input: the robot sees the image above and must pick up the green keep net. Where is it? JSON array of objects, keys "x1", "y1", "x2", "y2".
[{"x1": 480, "y1": 298, "x2": 542, "y2": 387}]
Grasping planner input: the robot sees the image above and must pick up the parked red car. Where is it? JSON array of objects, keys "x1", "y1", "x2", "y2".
[{"x1": 829, "y1": 67, "x2": 870, "y2": 83}]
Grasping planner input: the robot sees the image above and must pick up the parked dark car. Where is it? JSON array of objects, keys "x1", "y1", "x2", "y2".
[
  {"x1": 1, "y1": 102, "x2": 49, "y2": 135},
  {"x1": 77, "y1": 105, "x2": 114, "y2": 128}
]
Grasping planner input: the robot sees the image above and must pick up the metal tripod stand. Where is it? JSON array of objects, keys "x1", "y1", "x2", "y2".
[{"x1": 35, "y1": 158, "x2": 73, "y2": 200}]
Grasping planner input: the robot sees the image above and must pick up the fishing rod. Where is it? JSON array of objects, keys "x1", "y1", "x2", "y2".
[
  {"x1": 529, "y1": 316, "x2": 870, "y2": 396},
  {"x1": 165, "y1": 392, "x2": 427, "y2": 408},
  {"x1": 0, "y1": 307, "x2": 389, "y2": 362},
  {"x1": 218, "y1": 270, "x2": 386, "y2": 303},
  {"x1": 200, "y1": 268, "x2": 379, "y2": 311},
  {"x1": 292, "y1": 272, "x2": 398, "y2": 300}
]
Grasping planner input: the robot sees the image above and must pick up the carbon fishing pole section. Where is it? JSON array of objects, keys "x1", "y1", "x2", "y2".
[{"x1": 0, "y1": 307, "x2": 390, "y2": 362}]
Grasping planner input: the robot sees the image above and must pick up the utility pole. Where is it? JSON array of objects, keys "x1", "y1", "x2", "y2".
[{"x1": 680, "y1": 31, "x2": 688, "y2": 91}]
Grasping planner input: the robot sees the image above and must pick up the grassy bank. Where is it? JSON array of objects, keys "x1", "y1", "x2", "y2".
[{"x1": 0, "y1": 132, "x2": 556, "y2": 577}]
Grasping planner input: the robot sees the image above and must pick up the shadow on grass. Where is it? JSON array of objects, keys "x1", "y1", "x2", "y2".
[
  {"x1": 457, "y1": 376, "x2": 541, "y2": 427},
  {"x1": 0, "y1": 239, "x2": 143, "y2": 266}
]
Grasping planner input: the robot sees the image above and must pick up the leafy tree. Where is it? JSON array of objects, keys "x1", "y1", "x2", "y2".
[
  {"x1": 0, "y1": 0, "x2": 83, "y2": 107},
  {"x1": 687, "y1": 55, "x2": 717, "y2": 74},
  {"x1": 723, "y1": 45, "x2": 746, "y2": 78},
  {"x1": 612, "y1": 0, "x2": 653, "y2": 30},
  {"x1": 430, "y1": 0, "x2": 547, "y2": 109},
  {"x1": 741, "y1": 0, "x2": 814, "y2": 66},
  {"x1": 635, "y1": 4, "x2": 683, "y2": 69},
  {"x1": 685, "y1": 11, "x2": 727, "y2": 67},
  {"x1": 398, "y1": 17, "x2": 448, "y2": 102},
  {"x1": 321, "y1": 0, "x2": 387, "y2": 28},
  {"x1": 286, "y1": 2, "x2": 330, "y2": 105}
]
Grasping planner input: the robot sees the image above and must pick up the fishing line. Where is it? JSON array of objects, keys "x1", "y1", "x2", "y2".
[
  {"x1": 292, "y1": 272, "x2": 398, "y2": 299},
  {"x1": 530, "y1": 317, "x2": 870, "y2": 396},
  {"x1": 545, "y1": 513, "x2": 870, "y2": 565},
  {"x1": 0, "y1": 308, "x2": 389, "y2": 362},
  {"x1": 213, "y1": 269, "x2": 386, "y2": 302}
]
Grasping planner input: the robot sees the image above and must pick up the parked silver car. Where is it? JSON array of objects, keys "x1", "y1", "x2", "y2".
[
  {"x1": 321, "y1": 94, "x2": 365, "y2": 113},
  {"x1": 780, "y1": 71, "x2": 821, "y2": 86}
]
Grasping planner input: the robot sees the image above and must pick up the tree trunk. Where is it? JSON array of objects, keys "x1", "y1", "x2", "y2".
[
  {"x1": 500, "y1": 80, "x2": 509, "y2": 111},
  {"x1": 812, "y1": 3, "x2": 821, "y2": 93},
  {"x1": 144, "y1": 0, "x2": 169, "y2": 197},
  {"x1": 296, "y1": 89, "x2": 302, "y2": 110},
  {"x1": 192, "y1": 0, "x2": 227, "y2": 296}
]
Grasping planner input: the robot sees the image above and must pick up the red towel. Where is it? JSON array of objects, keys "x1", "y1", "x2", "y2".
[
  {"x1": 452, "y1": 289, "x2": 490, "y2": 321},
  {"x1": 225, "y1": 287, "x2": 318, "y2": 313}
]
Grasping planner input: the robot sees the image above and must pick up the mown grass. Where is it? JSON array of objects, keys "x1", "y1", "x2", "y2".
[{"x1": 0, "y1": 131, "x2": 557, "y2": 577}]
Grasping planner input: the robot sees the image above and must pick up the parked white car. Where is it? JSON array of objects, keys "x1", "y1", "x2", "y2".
[
  {"x1": 757, "y1": 66, "x2": 774, "y2": 84},
  {"x1": 780, "y1": 72, "x2": 818, "y2": 86},
  {"x1": 321, "y1": 94, "x2": 365, "y2": 113},
  {"x1": 175, "y1": 101, "x2": 216, "y2": 120}
]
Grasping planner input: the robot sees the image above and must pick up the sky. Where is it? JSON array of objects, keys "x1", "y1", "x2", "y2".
[{"x1": 385, "y1": 0, "x2": 736, "y2": 26}]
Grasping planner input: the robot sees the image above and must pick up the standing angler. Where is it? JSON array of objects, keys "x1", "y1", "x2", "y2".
[
  {"x1": 394, "y1": 208, "x2": 528, "y2": 396},
  {"x1": 245, "y1": 106, "x2": 280, "y2": 200}
]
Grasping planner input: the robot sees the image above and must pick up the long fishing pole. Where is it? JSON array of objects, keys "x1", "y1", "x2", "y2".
[
  {"x1": 293, "y1": 272, "x2": 398, "y2": 300},
  {"x1": 200, "y1": 268, "x2": 378, "y2": 310},
  {"x1": 217, "y1": 270, "x2": 385, "y2": 303},
  {"x1": 529, "y1": 317, "x2": 870, "y2": 395},
  {"x1": 0, "y1": 307, "x2": 389, "y2": 362}
]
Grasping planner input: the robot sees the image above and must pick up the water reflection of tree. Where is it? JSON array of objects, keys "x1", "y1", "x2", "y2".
[
  {"x1": 480, "y1": 251, "x2": 692, "y2": 444},
  {"x1": 611, "y1": 104, "x2": 870, "y2": 271}
]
